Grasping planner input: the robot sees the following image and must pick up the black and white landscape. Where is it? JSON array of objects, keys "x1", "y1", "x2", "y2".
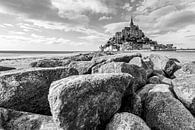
[{"x1": 0, "y1": 0, "x2": 195, "y2": 130}]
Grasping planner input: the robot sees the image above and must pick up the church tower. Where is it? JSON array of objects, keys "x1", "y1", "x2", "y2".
[{"x1": 130, "y1": 16, "x2": 134, "y2": 27}]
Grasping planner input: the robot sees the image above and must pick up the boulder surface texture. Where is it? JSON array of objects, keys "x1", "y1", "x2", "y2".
[
  {"x1": 144, "y1": 84, "x2": 195, "y2": 130},
  {"x1": 0, "y1": 107, "x2": 58, "y2": 130},
  {"x1": 106, "y1": 112, "x2": 150, "y2": 130},
  {"x1": 172, "y1": 74, "x2": 195, "y2": 115},
  {"x1": 48, "y1": 73, "x2": 133, "y2": 130},
  {"x1": 0, "y1": 67, "x2": 78, "y2": 115}
]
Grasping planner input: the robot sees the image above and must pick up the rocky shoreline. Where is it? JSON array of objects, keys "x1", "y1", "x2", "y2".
[{"x1": 0, "y1": 52, "x2": 194, "y2": 130}]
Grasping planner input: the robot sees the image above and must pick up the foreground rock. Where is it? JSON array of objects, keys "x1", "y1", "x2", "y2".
[
  {"x1": 174, "y1": 62, "x2": 195, "y2": 77},
  {"x1": 172, "y1": 74, "x2": 195, "y2": 115},
  {"x1": 145, "y1": 54, "x2": 180, "y2": 78},
  {"x1": 148, "y1": 75, "x2": 172, "y2": 85},
  {"x1": 30, "y1": 59, "x2": 71, "y2": 67},
  {"x1": 129, "y1": 57, "x2": 142, "y2": 67},
  {"x1": 148, "y1": 76, "x2": 161, "y2": 84},
  {"x1": 164, "y1": 58, "x2": 181, "y2": 78},
  {"x1": 48, "y1": 73, "x2": 133, "y2": 130},
  {"x1": 106, "y1": 112, "x2": 150, "y2": 130},
  {"x1": 92, "y1": 62, "x2": 147, "y2": 91},
  {"x1": 92, "y1": 53, "x2": 142, "y2": 64},
  {"x1": 0, "y1": 66, "x2": 15, "y2": 72},
  {"x1": 149, "y1": 54, "x2": 169, "y2": 71},
  {"x1": 144, "y1": 84, "x2": 195, "y2": 130},
  {"x1": 0, "y1": 67, "x2": 78, "y2": 115},
  {"x1": 68, "y1": 61, "x2": 94, "y2": 74},
  {"x1": 137, "y1": 84, "x2": 156, "y2": 101},
  {"x1": 141, "y1": 58, "x2": 154, "y2": 78},
  {"x1": 30, "y1": 52, "x2": 114, "y2": 68},
  {"x1": 0, "y1": 107, "x2": 57, "y2": 130}
]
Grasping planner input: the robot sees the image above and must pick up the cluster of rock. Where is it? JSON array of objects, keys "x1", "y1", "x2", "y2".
[{"x1": 0, "y1": 52, "x2": 194, "y2": 130}]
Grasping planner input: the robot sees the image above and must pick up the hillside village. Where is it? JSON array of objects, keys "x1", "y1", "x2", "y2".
[{"x1": 100, "y1": 17, "x2": 176, "y2": 51}]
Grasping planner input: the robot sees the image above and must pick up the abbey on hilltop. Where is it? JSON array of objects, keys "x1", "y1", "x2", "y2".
[{"x1": 100, "y1": 17, "x2": 176, "y2": 51}]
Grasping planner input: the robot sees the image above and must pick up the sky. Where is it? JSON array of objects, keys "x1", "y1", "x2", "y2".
[{"x1": 0, "y1": 0, "x2": 195, "y2": 51}]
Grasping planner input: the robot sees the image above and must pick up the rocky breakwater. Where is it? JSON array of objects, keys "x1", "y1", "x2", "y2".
[
  {"x1": 0, "y1": 52, "x2": 194, "y2": 130},
  {"x1": 0, "y1": 67, "x2": 78, "y2": 115}
]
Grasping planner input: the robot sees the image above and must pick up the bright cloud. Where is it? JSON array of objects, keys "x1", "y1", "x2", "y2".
[
  {"x1": 122, "y1": 3, "x2": 133, "y2": 11},
  {"x1": 104, "y1": 22, "x2": 129, "y2": 34},
  {"x1": 51, "y1": 0, "x2": 111, "y2": 14},
  {"x1": 99, "y1": 16, "x2": 112, "y2": 21},
  {"x1": 0, "y1": 0, "x2": 195, "y2": 50}
]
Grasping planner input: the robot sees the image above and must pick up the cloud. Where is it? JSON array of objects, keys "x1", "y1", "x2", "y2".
[
  {"x1": 0, "y1": 33, "x2": 71, "y2": 45},
  {"x1": 122, "y1": 3, "x2": 133, "y2": 11},
  {"x1": 99, "y1": 16, "x2": 112, "y2": 21},
  {"x1": 155, "y1": 10, "x2": 195, "y2": 33},
  {"x1": 0, "y1": 0, "x2": 89, "y2": 25},
  {"x1": 51, "y1": 0, "x2": 111, "y2": 14},
  {"x1": 104, "y1": 22, "x2": 129, "y2": 34},
  {"x1": 19, "y1": 19, "x2": 107, "y2": 40},
  {"x1": 79, "y1": 33, "x2": 109, "y2": 41},
  {"x1": 3, "y1": 24, "x2": 14, "y2": 27},
  {"x1": 17, "y1": 23, "x2": 40, "y2": 32},
  {"x1": 134, "y1": 0, "x2": 195, "y2": 35},
  {"x1": 152, "y1": 24, "x2": 195, "y2": 48}
]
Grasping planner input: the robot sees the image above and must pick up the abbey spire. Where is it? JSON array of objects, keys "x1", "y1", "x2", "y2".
[{"x1": 130, "y1": 16, "x2": 134, "y2": 27}]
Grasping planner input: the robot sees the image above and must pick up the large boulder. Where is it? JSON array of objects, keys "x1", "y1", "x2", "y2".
[
  {"x1": 129, "y1": 57, "x2": 142, "y2": 67},
  {"x1": 92, "y1": 51, "x2": 115, "y2": 58},
  {"x1": 119, "y1": 93, "x2": 142, "y2": 116},
  {"x1": 148, "y1": 75, "x2": 172, "y2": 85},
  {"x1": 106, "y1": 112, "x2": 150, "y2": 130},
  {"x1": 30, "y1": 59, "x2": 71, "y2": 68},
  {"x1": 70, "y1": 52, "x2": 114, "y2": 61},
  {"x1": 68, "y1": 61, "x2": 94, "y2": 74},
  {"x1": 92, "y1": 53, "x2": 142, "y2": 64},
  {"x1": 48, "y1": 73, "x2": 133, "y2": 130},
  {"x1": 92, "y1": 62, "x2": 147, "y2": 91},
  {"x1": 137, "y1": 84, "x2": 158, "y2": 101},
  {"x1": 172, "y1": 74, "x2": 195, "y2": 115},
  {"x1": 30, "y1": 52, "x2": 114, "y2": 68},
  {"x1": 0, "y1": 66, "x2": 15, "y2": 72},
  {"x1": 148, "y1": 76, "x2": 161, "y2": 84},
  {"x1": 145, "y1": 54, "x2": 180, "y2": 78},
  {"x1": 174, "y1": 62, "x2": 195, "y2": 77},
  {"x1": 149, "y1": 54, "x2": 169, "y2": 71},
  {"x1": 144, "y1": 84, "x2": 195, "y2": 130},
  {"x1": 0, "y1": 107, "x2": 57, "y2": 130},
  {"x1": 141, "y1": 58, "x2": 153, "y2": 78},
  {"x1": 0, "y1": 67, "x2": 78, "y2": 115},
  {"x1": 164, "y1": 59, "x2": 181, "y2": 78},
  {"x1": 160, "y1": 75, "x2": 172, "y2": 85}
]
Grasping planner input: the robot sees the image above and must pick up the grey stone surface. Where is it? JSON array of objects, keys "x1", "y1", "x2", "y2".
[
  {"x1": 0, "y1": 67, "x2": 78, "y2": 115},
  {"x1": 48, "y1": 73, "x2": 133, "y2": 130}
]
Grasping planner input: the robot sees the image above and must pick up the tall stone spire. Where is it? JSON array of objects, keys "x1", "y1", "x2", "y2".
[{"x1": 130, "y1": 16, "x2": 134, "y2": 27}]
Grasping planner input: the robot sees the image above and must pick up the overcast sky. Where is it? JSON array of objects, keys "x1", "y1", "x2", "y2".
[{"x1": 0, "y1": 0, "x2": 195, "y2": 51}]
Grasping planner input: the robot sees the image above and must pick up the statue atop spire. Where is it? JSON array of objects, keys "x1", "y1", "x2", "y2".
[{"x1": 130, "y1": 16, "x2": 134, "y2": 27}]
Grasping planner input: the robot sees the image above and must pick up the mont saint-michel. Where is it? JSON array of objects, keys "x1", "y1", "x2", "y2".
[{"x1": 100, "y1": 17, "x2": 176, "y2": 51}]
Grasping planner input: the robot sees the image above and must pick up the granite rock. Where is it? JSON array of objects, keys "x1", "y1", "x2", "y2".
[{"x1": 48, "y1": 73, "x2": 133, "y2": 130}]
